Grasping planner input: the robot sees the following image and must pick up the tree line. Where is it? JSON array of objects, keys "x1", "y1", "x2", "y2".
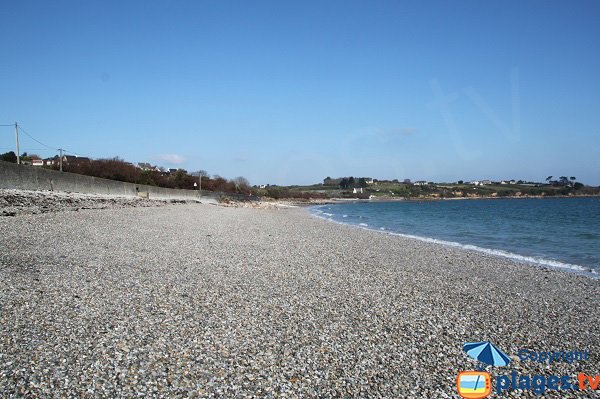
[
  {"x1": 545, "y1": 175, "x2": 582, "y2": 188},
  {"x1": 323, "y1": 176, "x2": 369, "y2": 189},
  {"x1": 0, "y1": 151, "x2": 251, "y2": 194}
]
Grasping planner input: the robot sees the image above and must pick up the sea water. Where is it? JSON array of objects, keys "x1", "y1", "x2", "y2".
[{"x1": 311, "y1": 197, "x2": 600, "y2": 277}]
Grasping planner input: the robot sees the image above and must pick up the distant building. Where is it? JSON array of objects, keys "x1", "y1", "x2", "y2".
[
  {"x1": 137, "y1": 162, "x2": 153, "y2": 170},
  {"x1": 403, "y1": 179, "x2": 412, "y2": 184},
  {"x1": 32, "y1": 159, "x2": 44, "y2": 166},
  {"x1": 352, "y1": 187, "x2": 364, "y2": 194},
  {"x1": 414, "y1": 181, "x2": 428, "y2": 186},
  {"x1": 471, "y1": 180, "x2": 491, "y2": 186},
  {"x1": 137, "y1": 162, "x2": 161, "y2": 172},
  {"x1": 58, "y1": 155, "x2": 90, "y2": 164}
]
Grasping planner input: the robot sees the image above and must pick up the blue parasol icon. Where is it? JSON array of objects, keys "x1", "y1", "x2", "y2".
[{"x1": 463, "y1": 341, "x2": 511, "y2": 367}]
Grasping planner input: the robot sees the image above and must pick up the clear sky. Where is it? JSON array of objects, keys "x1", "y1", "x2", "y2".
[{"x1": 1, "y1": 0, "x2": 599, "y2": 185}]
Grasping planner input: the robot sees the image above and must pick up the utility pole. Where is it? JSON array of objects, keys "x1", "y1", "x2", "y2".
[
  {"x1": 14, "y1": 122, "x2": 20, "y2": 164},
  {"x1": 58, "y1": 148, "x2": 64, "y2": 172}
]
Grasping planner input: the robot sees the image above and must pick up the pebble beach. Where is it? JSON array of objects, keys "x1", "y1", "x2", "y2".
[{"x1": 1, "y1": 195, "x2": 598, "y2": 398}]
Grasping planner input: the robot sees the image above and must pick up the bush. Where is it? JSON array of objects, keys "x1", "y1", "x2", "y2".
[
  {"x1": 49, "y1": 156, "x2": 252, "y2": 194},
  {"x1": 0, "y1": 151, "x2": 17, "y2": 163}
]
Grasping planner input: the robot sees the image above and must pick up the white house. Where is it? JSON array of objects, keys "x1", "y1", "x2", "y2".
[
  {"x1": 32, "y1": 159, "x2": 44, "y2": 166},
  {"x1": 471, "y1": 180, "x2": 492, "y2": 186},
  {"x1": 414, "y1": 181, "x2": 429, "y2": 186},
  {"x1": 352, "y1": 187, "x2": 364, "y2": 194}
]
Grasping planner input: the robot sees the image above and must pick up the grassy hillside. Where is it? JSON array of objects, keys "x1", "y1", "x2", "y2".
[{"x1": 267, "y1": 181, "x2": 600, "y2": 200}]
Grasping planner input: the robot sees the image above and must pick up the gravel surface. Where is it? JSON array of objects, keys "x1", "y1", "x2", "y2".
[{"x1": 0, "y1": 201, "x2": 598, "y2": 398}]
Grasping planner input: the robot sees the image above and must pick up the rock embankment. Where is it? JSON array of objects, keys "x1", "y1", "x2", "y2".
[{"x1": 0, "y1": 189, "x2": 189, "y2": 216}]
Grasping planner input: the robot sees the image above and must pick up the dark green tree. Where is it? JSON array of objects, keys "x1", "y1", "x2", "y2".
[{"x1": 0, "y1": 151, "x2": 17, "y2": 163}]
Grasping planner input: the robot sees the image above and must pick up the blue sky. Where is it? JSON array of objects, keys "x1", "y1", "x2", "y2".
[{"x1": 1, "y1": 0, "x2": 599, "y2": 185}]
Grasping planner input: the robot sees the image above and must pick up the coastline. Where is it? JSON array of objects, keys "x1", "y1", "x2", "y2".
[
  {"x1": 308, "y1": 201, "x2": 600, "y2": 279},
  {"x1": 330, "y1": 193, "x2": 600, "y2": 203},
  {"x1": 258, "y1": 193, "x2": 600, "y2": 208},
  {"x1": 1, "y1": 202, "x2": 598, "y2": 397}
]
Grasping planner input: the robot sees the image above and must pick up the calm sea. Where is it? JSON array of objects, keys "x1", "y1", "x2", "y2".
[{"x1": 311, "y1": 197, "x2": 600, "y2": 277}]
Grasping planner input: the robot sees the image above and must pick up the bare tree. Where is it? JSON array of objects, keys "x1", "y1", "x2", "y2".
[{"x1": 232, "y1": 176, "x2": 250, "y2": 192}]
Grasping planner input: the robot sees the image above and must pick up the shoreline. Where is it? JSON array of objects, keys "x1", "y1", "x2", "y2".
[
  {"x1": 3, "y1": 188, "x2": 597, "y2": 277},
  {"x1": 308, "y1": 206, "x2": 598, "y2": 279},
  {"x1": 1, "y1": 202, "x2": 598, "y2": 397},
  {"x1": 264, "y1": 193, "x2": 600, "y2": 207}
]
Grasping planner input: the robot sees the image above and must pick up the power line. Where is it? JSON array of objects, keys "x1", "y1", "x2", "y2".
[
  {"x1": 63, "y1": 150, "x2": 84, "y2": 156},
  {"x1": 17, "y1": 125, "x2": 87, "y2": 158},
  {"x1": 17, "y1": 125, "x2": 56, "y2": 150},
  {"x1": 4, "y1": 122, "x2": 93, "y2": 161}
]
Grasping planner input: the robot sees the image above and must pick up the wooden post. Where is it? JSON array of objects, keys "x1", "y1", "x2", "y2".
[{"x1": 14, "y1": 123, "x2": 20, "y2": 164}]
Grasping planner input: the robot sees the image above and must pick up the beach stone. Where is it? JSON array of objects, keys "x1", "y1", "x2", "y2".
[{"x1": 0, "y1": 194, "x2": 598, "y2": 398}]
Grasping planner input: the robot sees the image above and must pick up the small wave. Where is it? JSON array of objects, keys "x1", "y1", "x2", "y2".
[
  {"x1": 342, "y1": 214, "x2": 348, "y2": 218},
  {"x1": 384, "y1": 231, "x2": 594, "y2": 276},
  {"x1": 322, "y1": 212, "x2": 334, "y2": 217},
  {"x1": 309, "y1": 208, "x2": 596, "y2": 278}
]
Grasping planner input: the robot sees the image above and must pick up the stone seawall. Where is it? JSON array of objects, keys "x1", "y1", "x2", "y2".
[{"x1": 0, "y1": 161, "x2": 218, "y2": 201}]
